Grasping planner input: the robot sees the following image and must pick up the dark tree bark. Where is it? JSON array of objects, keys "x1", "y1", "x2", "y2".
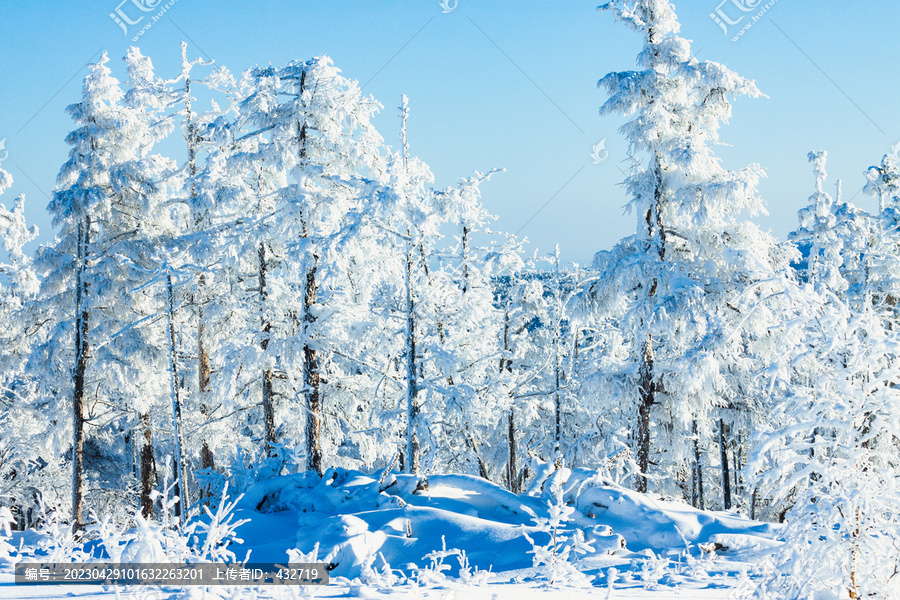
[
  {"x1": 197, "y1": 270, "x2": 215, "y2": 499},
  {"x1": 258, "y1": 242, "x2": 277, "y2": 452},
  {"x1": 635, "y1": 151, "x2": 665, "y2": 495},
  {"x1": 464, "y1": 426, "x2": 490, "y2": 481},
  {"x1": 166, "y1": 272, "x2": 188, "y2": 517},
  {"x1": 197, "y1": 274, "x2": 212, "y2": 458},
  {"x1": 850, "y1": 507, "x2": 861, "y2": 599},
  {"x1": 719, "y1": 418, "x2": 732, "y2": 510},
  {"x1": 636, "y1": 335, "x2": 654, "y2": 493},
  {"x1": 692, "y1": 419, "x2": 704, "y2": 510},
  {"x1": 71, "y1": 215, "x2": 91, "y2": 535},
  {"x1": 507, "y1": 408, "x2": 518, "y2": 493},
  {"x1": 185, "y1": 58, "x2": 216, "y2": 489},
  {"x1": 403, "y1": 246, "x2": 420, "y2": 474},
  {"x1": 502, "y1": 305, "x2": 518, "y2": 493},
  {"x1": 139, "y1": 412, "x2": 154, "y2": 519},
  {"x1": 304, "y1": 254, "x2": 323, "y2": 475},
  {"x1": 554, "y1": 342, "x2": 562, "y2": 457}
]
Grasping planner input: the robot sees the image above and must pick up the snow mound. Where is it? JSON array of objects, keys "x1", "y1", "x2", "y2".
[{"x1": 229, "y1": 466, "x2": 776, "y2": 582}]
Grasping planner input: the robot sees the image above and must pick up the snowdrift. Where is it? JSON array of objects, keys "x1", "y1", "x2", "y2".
[{"x1": 230, "y1": 465, "x2": 778, "y2": 580}]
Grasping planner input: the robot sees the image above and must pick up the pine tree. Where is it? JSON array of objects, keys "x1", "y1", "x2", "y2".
[
  {"x1": 33, "y1": 51, "x2": 179, "y2": 530},
  {"x1": 750, "y1": 292, "x2": 900, "y2": 599},
  {"x1": 0, "y1": 170, "x2": 42, "y2": 527},
  {"x1": 228, "y1": 56, "x2": 385, "y2": 475},
  {"x1": 583, "y1": 0, "x2": 795, "y2": 504},
  {"x1": 38, "y1": 52, "x2": 132, "y2": 532},
  {"x1": 864, "y1": 155, "x2": 900, "y2": 318},
  {"x1": 790, "y1": 151, "x2": 872, "y2": 302}
]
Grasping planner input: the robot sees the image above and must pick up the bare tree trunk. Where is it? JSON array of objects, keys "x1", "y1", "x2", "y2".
[
  {"x1": 166, "y1": 272, "x2": 188, "y2": 518},
  {"x1": 655, "y1": 164, "x2": 666, "y2": 261},
  {"x1": 198, "y1": 440, "x2": 215, "y2": 505},
  {"x1": 552, "y1": 255, "x2": 563, "y2": 459},
  {"x1": 398, "y1": 99, "x2": 421, "y2": 475},
  {"x1": 500, "y1": 304, "x2": 512, "y2": 373},
  {"x1": 197, "y1": 272, "x2": 215, "y2": 503},
  {"x1": 719, "y1": 419, "x2": 731, "y2": 510},
  {"x1": 554, "y1": 339, "x2": 561, "y2": 457},
  {"x1": 197, "y1": 272, "x2": 211, "y2": 449},
  {"x1": 71, "y1": 215, "x2": 91, "y2": 535},
  {"x1": 719, "y1": 419, "x2": 732, "y2": 510},
  {"x1": 691, "y1": 462, "x2": 697, "y2": 508},
  {"x1": 464, "y1": 426, "x2": 489, "y2": 480},
  {"x1": 693, "y1": 420, "x2": 704, "y2": 510},
  {"x1": 304, "y1": 254, "x2": 323, "y2": 475},
  {"x1": 499, "y1": 304, "x2": 518, "y2": 492},
  {"x1": 404, "y1": 244, "x2": 420, "y2": 474},
  {"x1": 185, "y1": 59, "x2": 216, "y2": 492},
  {"x1": 258, "y1": 242, "x2": 277, "y2": 452},
  {"x1": 507, "y1": 408, "x2": 518, "y2": 493},
  {"x1": 636, "y1": 335, "x2": 654, "y2": 494},
  {"x1": 849, "y1": 506, "x2": 860, "y2": 599},
  {"x1": 130, "y1": 428, "x2": 138, "y2": 479},
  {"x1": 733, "y1": 429, "x2": 742, "y2": 500},
  {"x1": 139, "y1": 412, "x2": 154, "y2": 519}
]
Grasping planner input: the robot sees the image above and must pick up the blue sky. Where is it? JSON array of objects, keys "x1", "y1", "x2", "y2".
[{"x1": 1, "y1": 1, "x2": 898, "y2": 265}]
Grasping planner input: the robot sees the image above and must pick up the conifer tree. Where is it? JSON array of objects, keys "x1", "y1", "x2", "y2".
[{"x1": 583, "y1": 0, "x2": 795, "y2": 504}]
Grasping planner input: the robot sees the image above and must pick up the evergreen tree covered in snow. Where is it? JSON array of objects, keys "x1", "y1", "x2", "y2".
[
  {"x1": 0, "y1": 169, "x2": 43, "y2": 528},
  {"x1": 750, "y1": 292, "x2": 900, "y2": 599},
  {"x1": 790, "y1": 152, "x2": 852, "y2": 295},
  {"x1": 579, "y1": 0, "x2": 796, "y2": 507},
  {"x1": 863, "y1": 154, "x2": 900, "y2": 320},
  {"x1": 29, "y1": 51, "x2": 180, "y2": 530},
  {"x1": 219, "y1": 56, "x2": 386, "y2": 476}
]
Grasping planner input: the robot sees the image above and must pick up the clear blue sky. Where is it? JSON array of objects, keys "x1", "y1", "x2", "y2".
[{"x1": 1, "y1": 1, "x2": 898, "y2": 266}]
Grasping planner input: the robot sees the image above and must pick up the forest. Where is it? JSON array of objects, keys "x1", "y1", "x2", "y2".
[{"x1": 1, "y1": 1, "x2": 898, "y2": 598}]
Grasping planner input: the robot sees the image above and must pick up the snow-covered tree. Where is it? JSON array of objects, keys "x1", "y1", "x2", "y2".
[
  {"x1": 790, "y1": 152, "x2": 849, "y2": 294},
  {"x1": 425, "y1": 169, "x2": 521, "y2": 479},
  {"x1": 31, "y1": 51, "x2": 179, "y2": 531},
  {"x1": 863, "y1": 154, "x2": 900, "y2": 319},
  {"x1": 0, "y1": 169, "x2": 43, "y2": 527},
  {"x1": 217, "y1": 56, "x2": 386, "y2": 476},
  {"x1": 750, "y1": 292, "x2": 900, "y2": 599},
  {"x1": 578, "y1": 0, "x2": 796, "y2": 506},
  {"x1": 165, "y1": 43, "x2": 235, "y2": 491}
]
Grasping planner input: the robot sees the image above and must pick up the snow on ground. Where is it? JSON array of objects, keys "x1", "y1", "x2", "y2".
[
  {"x1": 0, "y1": 466, "x2": 779, "y2": 599},
  {"x1": 0, "y1": 580, "x2": 740, "y2": 599}
]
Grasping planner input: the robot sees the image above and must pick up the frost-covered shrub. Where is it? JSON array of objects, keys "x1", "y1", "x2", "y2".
[
  {"x1": 0, "y1": 506, "x2": 17, "y2": 558},
  {"x1": 523, "y1": 470, "x2": 594, "y2": 586},
  {"x1": 87, "y1": 480, "x2": 247, "y2": 565},
  {"x1": 412, "y1": 536, "x2": 491, "y2": 588},
  {"x1": 33, "y1": 502, "x2": 91, "y2": 563},
  {"x1": 639, "y1": 550, "x2": 668, "y2": 589}
]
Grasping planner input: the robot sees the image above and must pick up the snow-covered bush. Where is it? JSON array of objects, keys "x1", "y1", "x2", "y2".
[
  {"x1": 412, "y1": 536, "x2": 491, "y2": 587},
  {"x1": 0, "y1": 506, "x2": 17, "y2": 558},
  {"x1": 523, "y1": 470, "x2": 594, "y2": 586},
  {"x1": 639, "y1": 550, "x2": 668, "y2": 590},
  {"x1": 358, "y1": 550, "x2": 404, "y2": 588},
  {"x1": 32, "y1": 502, "x2": 91, "y2": 563},
  {"x1": 86, "y1": 478, "x2": 247, "y2": 566}
]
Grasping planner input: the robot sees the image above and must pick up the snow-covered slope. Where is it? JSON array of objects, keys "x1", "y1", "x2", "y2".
[
  {"x1": 0, "y1": 466, "x2": 782, "y2": 598},
  {"x1": 229, "y1": 465, "x2": 779, "y2": 584}
]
